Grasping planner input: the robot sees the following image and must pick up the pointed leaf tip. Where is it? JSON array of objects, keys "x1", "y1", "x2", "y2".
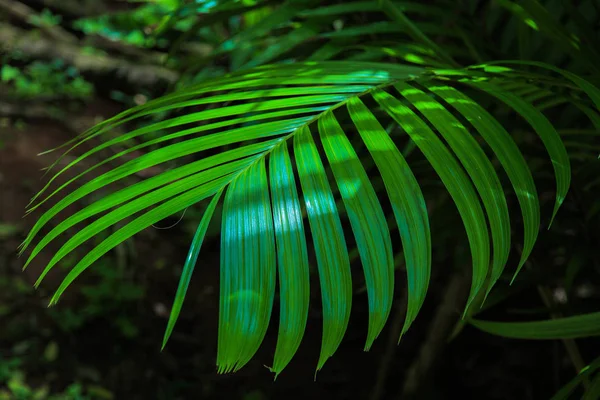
[
  {"x1": 318, "y1": 110, "x2": 394, "y2": 352},
  {"x1": 294, "y1": 125, "x2": 352, "y2": 373},
  {"x1": 217, "y1": 159, "x2": 276, "y2": 373},
  {"x1": 162, "y1": 190, "x2": 222, "y2": 349},
  {"x1": 269, "y1": 141, "x2": 310, "y2": 375}
]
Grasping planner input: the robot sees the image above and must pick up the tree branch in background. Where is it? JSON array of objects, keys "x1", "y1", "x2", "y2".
[
  {"x1": 0, "y1": 100, "x2": 91, "y2": 134},
  {"x1": 0, "y1": 23, "x2": 178, "y2": 87},
  {"x1": 0, "y1": 0, "x2": 78, "y2": 43},
  {"x1": 370, "y1": 292, "x2": 408, "y2": 400},
  {"x1": 537, "y1": 285, "x2": 590, "y2": 389},
  {"x1": 24, "y1": 0, "x2": 110, "y2": 19},
  {"x1": 401, "y1": 274, "x2": 470, "y2": 398},
  {"x1": 1, "y1": 0, "x2": 170, "y2": 68}
]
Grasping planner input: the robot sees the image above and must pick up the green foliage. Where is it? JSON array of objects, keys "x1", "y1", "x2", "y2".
[
  {"x1": 0, "y1": 355, "x2": 91, "y2": 400},
  {"x1": 0, "y1": 242, "x2": 123, "y2": 399},
  {"x1": 48, "y1": 259, "x2": 144, "y2": 337},
  {"x1": 74, "y1": 17, "x2": 151, "y2": 47},
  {"x1": 0, "y1": 224, "x2": 20, "y2": 240},
  {"x1": 18, "y1": 0, "x2": 600, "y2": 395},
  {"x1": 471, "y1": 312, "x2": 600, "y2": 339},
  {"x1": 551, "y1": 357, "x2": 600, "y2": 400},
  {"x1": 1, "y1": 60, "x2": 93, "y2": 100},
  {"x1": 28, "y1": 9, "x2": 62, "y2": 28},
  {"x1": 22, "y1": 61, "x2": 598, "y2": 375},
  {"x1": 73, "y1": 1, "x2": 184, "y2": 48}
]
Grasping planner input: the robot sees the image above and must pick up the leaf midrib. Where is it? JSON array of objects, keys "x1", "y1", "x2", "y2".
[{"x1": 216, "y1": 78, "x2": 403, "y2": 192}]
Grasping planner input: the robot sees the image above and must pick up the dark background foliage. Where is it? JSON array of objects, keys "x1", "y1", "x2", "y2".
[{"x1": 1, "y1": 0, "x2": 599, "y2": 399}]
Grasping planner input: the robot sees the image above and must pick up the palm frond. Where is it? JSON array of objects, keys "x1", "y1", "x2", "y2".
[
  {"x1": 21, "y1": 60, "x2": 599, "y2": 374},
  {"x1": 495, "y1": 0, "x2": 600, "y2": 73},
  {"x1": 169, "y1": 0, "x2": 470, "y2": 73},
  {"x1": 471, "y1": 311, "x2": 600, "y2": 339},
  {"x1": 550, "y1": 356, "x2": 600, "y2": 400}
]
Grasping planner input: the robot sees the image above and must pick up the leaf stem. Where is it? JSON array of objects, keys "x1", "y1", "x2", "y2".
[{"x1": 536, "y1": 285, "x2": 590, "y2": 389}]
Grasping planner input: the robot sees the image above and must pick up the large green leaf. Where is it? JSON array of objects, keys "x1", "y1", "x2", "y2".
[
  {"x1": 162, "y1": 190, "x2": 223, "y2": 349},
  {"x1": 395, "y1": 82, "x2": 510, "y2": 296},
  {"x1": 347, "y1": 97, "x2": 430, "y2": 337},
  {"x1": 294, "y1": 125, "x2": 352, "y2": 371},
  {"x1": 21, "y1": 61, "x2": 591, "y2": 375},
  {"x1": 469, "y1": 80, "x2": 571, "y2": 226},
  {"x1": 373, "y1": 88, "x2": 490, "y2": 310},
  {"x1": 318, "y1": 111, "x2": 394, "y2": 350},
  {"x1": 218, "y1": 158, "x2": 276, "y2": 373},
  {"x1": 422, "y1": 81, "x2": 539, "y2": 283},
  {"x1": 470, "y1": 312, "x2": 600, "y2": 339},
  {"x1": 269, "y1": 142, "x2": 310, "y2": 376}
]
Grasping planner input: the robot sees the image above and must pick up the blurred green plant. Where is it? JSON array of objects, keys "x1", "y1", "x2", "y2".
[
  {"x1": 46, "y1": 255, "x2": 144, "y2": 337},
  {"x1": 28, "y1": 9, "x2": 62, "y2": 28},
  {"x1": 1, "y1": 60, "x2": 93, "y2": 100},
  {"x1": 73, "y1": 1, "x2": 184, "y2": 48},
  {"x1": 0, "y1": 355, "x2": 91, "y2": 400},
  {"x1": 0, "y1": 244, "x2": 123, "y2": 399}
]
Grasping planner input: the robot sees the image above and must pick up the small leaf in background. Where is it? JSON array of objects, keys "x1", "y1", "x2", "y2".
[
  {"x1": 65, "y1": 382, "x2": 84, "y2": 397},
  {"x1": 0, "y1": 224, "x2": 19, "y2": 239},
  {"x1": 7, "y1": 371, "x2": 31, "y2": 398},
  {"x1": 29, "y1": 8, "x2": 62, "y2": 27},
  {"x1": 243, "y1": 390, "x2": 267, "y2": 400},
  {"x1": 12, "y1": 341, "x2": 30, "y2": 355},
  {"x1": 1, "y1": 65, "x2": 20, "y2": 82},
  {"x1": 86, "y1": 385, "x2": 114, "y2": 400},
  {"x1": 0, "y1": 304, "x2": 10, "y2": 317},
  {"x1": 43, "y1": 341, "x2": 59, "y2": 362},
  {"x1": 32, "y1": 385, "x2": 49, "y2": 400},
  {"x1": 115, "y1": 317, "x2": 139, "y2": 338},
  {"x1": 470, "y1": 312, "x2": 600, "y2": 339}
]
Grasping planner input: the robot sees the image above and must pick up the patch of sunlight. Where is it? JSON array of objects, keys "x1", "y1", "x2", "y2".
[
  {"x1": 366, "y1": 139, "x2": 389, "y2": 151},
  {"x1": 390, "y1": 104, "x2": 413, "y2": 116},
  {"x1": 410, "y1": 100, "x2": 445, "y2": 111},
  {"x1": 450, "y1": 122, "x2": 468, "y2": 131},
  {"x1": 347, "y1": 70, "x2": 390, "y2": 80},
  {"x1": 228, "y1": 290, "x2": 262, "y2": 306},
  {"x1": 274, "y1": 198, "x2": 303, "y2": 230},
  {"x1": 398, "y1": 88, "x2": 422, "y2": 96},
  {"x1": 382, "y1": 47, "x2": 396, "y2": 56},
  {"x1": 304, "y1": 197, "x2": 337, "y2": 219},
  {"x1": 339, "y1": 178, "x2": 363, "y2": 197},
  {"x1": 432, "y1": 69, "x2": 469, "y2": 76},
  {"x1": 459, "y1": 76, "x2": 489, "y2": 83},
  {"x1": 222, "y1": 204, "x2": 273, "y2": 236},
  {"x1": 295, "y1": 143, "x2": 321, "y2": 174},
  {"x1": 524, "y1": 18, "x2": 539, "y2": 31},
  {"x1": 454, "y1": 99, "x2": 475, "y2": 106},
  {"x1": 569, "y1": 34, "x2": 581, "y2": 50},
  {"x1": 404, "y1": 54, "x2": 425, "y2": 64},
  {"x1": 408, "y1": 134, "x2": 426, "y2": 142},
  {"x1": 399, "y1": 124, "x2": 426, "y2": 142},
  {"x1": 515, "y1": 188, "x2": 537, "y2": 200},
  {"x1": 482, "y1": 65, "x2": 514, "y2": 73}
]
